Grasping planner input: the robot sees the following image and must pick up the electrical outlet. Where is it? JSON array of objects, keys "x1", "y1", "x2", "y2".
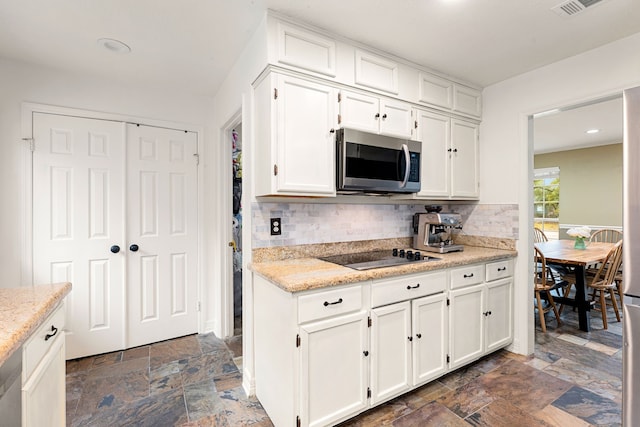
[{"x1": 270, "y1": 217, "x2": 282, "y2": 236}]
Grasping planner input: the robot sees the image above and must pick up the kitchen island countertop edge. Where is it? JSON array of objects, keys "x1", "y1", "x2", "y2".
[{"x1": 0, "y1": 282, "x2": 72, "y2": 366}]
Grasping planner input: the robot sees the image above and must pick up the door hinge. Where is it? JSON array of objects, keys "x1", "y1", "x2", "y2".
[
  {"x1": 193, "y1": 153, "x2": 200, "y2": 165},
  {"x1": 447, "y1": 298, "x2": 450, "y2": 306},
  {"x1": 273, "y1": 164, "x2": 278, "y2": 176},
  {"x1": 338, "y1": 92, "x2": 342, "y2": 102},
  {"x1": 296, "y1": 416, "x2": 301, "y2": 427},
  {"x1": 447, "y1": 354, "x2": 450, "y2": 363},
  {"x1": 338, "y1": 114, "x2": 342, "y2": 124},
  {"x1": 22, "y1": 137, "x2": 34, "y2": 151},
  {"x1": 274, "y1": 88, "x2": 278, "y2": 99},
  {"x1": 368, "y1": 316, "x2": 372, "y2": 327},
  {"x1": 296, "y1": 334, "x2": 301, "y2": 347},
  {"x1": 367, "y1": 387, "x2": 371, "y2": 399}
]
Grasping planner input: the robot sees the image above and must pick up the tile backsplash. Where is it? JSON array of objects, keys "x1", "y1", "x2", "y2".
[{"x1": 252, "y1": 202, "x2": 518, "y2": 248}]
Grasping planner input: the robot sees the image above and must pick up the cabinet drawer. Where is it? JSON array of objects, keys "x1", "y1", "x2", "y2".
[
  {"x1": 298, "y1": 285, "x2": 363, "y2": 324},
  {"x1": 450, "y1": 265, "x2": 484, "y2": 289},
  {"x1": 23, "y1": 302, "x2": 65, "y2": 382},
  {"x1": 486, "y1": 259, "x2": 513, "y2": 282},
  {"x1": 372, "y1": 271, "x2": 447, "y2": 308}
]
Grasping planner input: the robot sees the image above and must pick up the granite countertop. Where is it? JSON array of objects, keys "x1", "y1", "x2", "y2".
[
  {"x1": 0, "y1": 282, "x2": 71, "y2": 366},
  {"x1": 251, "y1": 245, "x2": 517, "y2": 293}
]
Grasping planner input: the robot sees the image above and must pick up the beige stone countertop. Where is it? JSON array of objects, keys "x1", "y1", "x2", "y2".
[
  {"x1": 0, "y1": 282, "x2": 71, "y2": 366},
  {"x1": 251, "y1": 246, "x2": 517, "y2": 293}
]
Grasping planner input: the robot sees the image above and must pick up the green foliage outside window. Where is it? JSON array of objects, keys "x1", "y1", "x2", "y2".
[{"x1": 534, "y1": 177, "x2": 559, "y2": 233}]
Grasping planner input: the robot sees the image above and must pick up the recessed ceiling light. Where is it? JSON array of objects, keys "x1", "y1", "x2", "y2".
[
  {"x1": 97, "y1": 38, "x2": 131, "y2": 54},
  {"x1": 586, "y1": 129, "x2": 600, "y2": 134}
]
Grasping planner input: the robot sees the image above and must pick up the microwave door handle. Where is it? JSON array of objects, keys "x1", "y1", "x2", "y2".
[{"x1": 400, "y1": 144, "x2": 410, "y2": 188}]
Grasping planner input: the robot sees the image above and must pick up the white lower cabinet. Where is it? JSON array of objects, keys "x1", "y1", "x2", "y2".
[
  {"x1": 300, "y1": 311, "x2": 369, "y2": 427},
  {"x1": 412, "y1": 293, "x2": 449, "y2": 385},
  {"x1": 253, "y1": 258, "x2": 513, "y2": 427},
  {"x1": 22, "y1": 302, "x2": 66, "y2": 427},
  {"x1": 370, "y1": 301, "x2": 411, "y2": 404},
  {"x1": 369, "y1": 270, "x2": 447, "y2": 404},
  {"x1": 449, "y1": 261, "x2": 513, "y2": 370}
]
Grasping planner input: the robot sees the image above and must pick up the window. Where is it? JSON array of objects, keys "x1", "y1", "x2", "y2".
[{"x1": 534, "y1": 167, "x2": 560, "y2": 239}]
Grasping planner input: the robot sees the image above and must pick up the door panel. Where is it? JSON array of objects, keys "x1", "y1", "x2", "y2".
[
  {"x1": 370, "y1": 302, "x2": 411, "y2": 404},
  {"x1": 412, "y1": 293, "x2": 448, "y2": 386},
  {"x1": 33, "y1": 114, "x2": 199, "y2": 358},
  {"x1": 126, "y1": 124, "x2": 198, "y2": 347},
  {"x1": 300, "y1": 311, "x2": 369, "y2": 427},
  {"x1": 33, "y1": 113, "x2": 126, "y2": 359}
]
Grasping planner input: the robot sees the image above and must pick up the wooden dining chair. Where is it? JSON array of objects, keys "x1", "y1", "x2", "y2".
[
  {"x1": 589, "y1": 229, "x2": 623, "y2": 305},
  {"x1": 534, "y1": 247, "x2": 566, "y2": 332},
  {"x1": 534, "y1": 227, "x2": 548, "y2": 243},
  {"x1": 590, "y1": 229, "x2": 623, "y2": 243},
  {"x1": 587, "y1": 240, "x2": 623, "y2": 329}
]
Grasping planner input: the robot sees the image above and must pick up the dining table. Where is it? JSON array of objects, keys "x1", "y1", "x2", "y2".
[{"x1": 534, "y1": 239, "x2": 616, "y2": 332}]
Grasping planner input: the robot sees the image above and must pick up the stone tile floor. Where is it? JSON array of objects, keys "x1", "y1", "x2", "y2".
[{"x1": 66, "y1": 306, "x2": 622, "y2": 426}]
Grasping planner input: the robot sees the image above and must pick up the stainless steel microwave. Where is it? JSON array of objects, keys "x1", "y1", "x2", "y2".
[{"x1": 336, "y1": 128, "x2": 421, "y2": 193}]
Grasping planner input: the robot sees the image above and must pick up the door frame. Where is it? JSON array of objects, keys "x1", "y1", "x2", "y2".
[
  {"x1": 21, "y1": 102, "x2": 205, "y2": 332},
  {"x1": 220, "y1": 110, "x2": 243, "y2": 338}
]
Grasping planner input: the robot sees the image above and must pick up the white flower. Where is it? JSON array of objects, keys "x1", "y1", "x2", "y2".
[{"x1": 567, "y1": 226, "x2": 591, "y2": 239}]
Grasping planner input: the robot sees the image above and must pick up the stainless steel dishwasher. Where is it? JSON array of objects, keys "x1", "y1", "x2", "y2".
[{"x1": 0, "y1": 347, "x2": 22, "y2": 426}]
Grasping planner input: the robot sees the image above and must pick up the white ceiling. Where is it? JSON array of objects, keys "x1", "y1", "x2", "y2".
[
  {"x1": 0, "y1": 0, "x2": 637, "y2": 150},
  {"x1": 534, "y1": 96, "x2": 623, "y2": 154}
]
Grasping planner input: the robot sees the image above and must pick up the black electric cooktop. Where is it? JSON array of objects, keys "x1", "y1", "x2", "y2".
[{"x1": 320, "y1": 249, "x2": 440, "y2": 271}]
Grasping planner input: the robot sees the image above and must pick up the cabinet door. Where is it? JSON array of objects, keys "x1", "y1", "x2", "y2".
[
  {"x1": 485, "y1": 278, "x2": 513, "y2": 352},
  {"x1": 379, "y1": 98, "x2": 413, "y2": 138},
  {"x1": 453, "y1": 85, "x2": 482, "y2": 118},
  {"x1": 449, "y1": 285, "x2": 484, "y2": 369},
  {"x1": 414, "y1": 109, "x2": 450, "y2": 198},
  {"x1": 22, "y1": 334, "x2": 65, "y2": 427},
  {"x1": 412, "y1": 293, "x2": 448, "y2": 386},
  {"x1": 299, "y1": 310, "x2": 369, "y2": 427},
  {"x1": 450, "y1": 119, "x2": 479, "y2": 199},
  {"x1": 339, "y1": 90, "x2": 379, "y2": 134},
  {"x1": 370, "y1": 302, "x2": 411, "y2": 404},
  {"x1": 276, "y1": 74, "x2": 337, "y2": 195}
]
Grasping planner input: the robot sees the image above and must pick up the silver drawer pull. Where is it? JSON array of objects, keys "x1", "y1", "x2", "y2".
[
  {"x1": 324, "y1": 298, "x2": 343, "y2": 307},
  {"x1": 44, "y1": 325, "x2": 58, "y2": 341}
]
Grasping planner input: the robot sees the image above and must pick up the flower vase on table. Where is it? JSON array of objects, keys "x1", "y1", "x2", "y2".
[
  {"x1": 574, "y1": 236, "x2": 587, "y2": 249},
  {"x1": 567, "y1": 226, "x2": 591, "y2": 250}
]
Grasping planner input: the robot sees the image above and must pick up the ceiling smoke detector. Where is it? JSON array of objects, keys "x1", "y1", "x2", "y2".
[{"x1": 551, "y1": 0, "x2": 606, "y2": 17}]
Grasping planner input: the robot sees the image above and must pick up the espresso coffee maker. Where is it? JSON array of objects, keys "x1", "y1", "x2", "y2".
[{"x1": 412, "y1": 211, "x2": 464, "y2": 253}]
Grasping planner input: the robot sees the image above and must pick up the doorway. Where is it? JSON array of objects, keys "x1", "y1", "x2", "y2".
[
  {"x1": 31, "y1": 111, "x2": 200, "y2": 359},
  {"x1": 231, "y1": 125, "x2": 243, "y2": 336},
  {"x1": 529, "y1": 95, "x2": 624, "y2": 415}
]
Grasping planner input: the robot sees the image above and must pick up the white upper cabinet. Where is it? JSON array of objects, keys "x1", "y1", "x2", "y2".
[
  {"x1": 413, "y1": 109, "x2": 451, "y2": 198},
  {"x1": 338, "y1": 90, "x2": 380, "y2": 134},
  {"x1": 419, "y1": 72, "x2": 482, "y2": 119},
  {"x1": 275, "y1": 21, "x2": 337, "y2": 77},
  {"x1": 339, "y1": 89, "x2": 413, "y2": 139},
  {"x1": 410, "y1": 109, "x2": 479, "y2": 200},
  {"x1": 450, "y1": 119, "x2": 480, "y2": 199},
  {"x1": 354, "y1": 49, "x2": 399, "y2": 94},
  {"x1": 254, "y1": 72, "x2": 337, "y2": 197},
  {"x1": 453, "y1": 84, "x2": 483, "y2": 118},
  {"x1": 418, "y1": 73, "x2": 454, "y2": 110}
]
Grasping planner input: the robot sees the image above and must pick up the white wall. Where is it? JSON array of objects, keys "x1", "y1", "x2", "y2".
[
  {"x1": 480, "y1": 31, "x2": 640, "y2": 355},
  {"x1": 208, "y1": 15, "x2": 268, "y2": 395},
  {"x1": 0, "y1": 58, "x2": 213, "y2": 307}
]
